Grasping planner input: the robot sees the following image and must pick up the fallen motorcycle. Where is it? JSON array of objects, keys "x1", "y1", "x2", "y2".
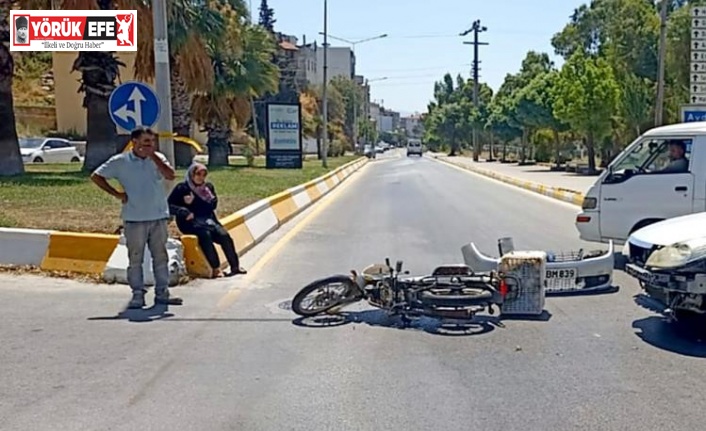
[{"x1": 290, "y1": 257, "x2": 525, "y2": 326}]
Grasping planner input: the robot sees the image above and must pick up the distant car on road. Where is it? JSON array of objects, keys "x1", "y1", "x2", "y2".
[{"x1": 20, "y1": 138, "x2": 82, "y2": 164}]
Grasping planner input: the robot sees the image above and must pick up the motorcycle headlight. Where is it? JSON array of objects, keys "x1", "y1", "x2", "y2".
[{"x1": 645, "y1": 237, "x2": 706, "y2": 269}]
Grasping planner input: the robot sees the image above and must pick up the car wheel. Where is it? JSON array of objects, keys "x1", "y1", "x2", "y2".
[
  {"x1": 71, "y1": 156, "x2": 80, "y2": 162},
  {"x1": 33, "y1": 157, "x2": 44, "y2": 163}
]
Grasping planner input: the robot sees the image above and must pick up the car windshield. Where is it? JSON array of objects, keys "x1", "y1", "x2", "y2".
[{"x1": 19, "y1": 138, "x2": 44, "y2": 149}]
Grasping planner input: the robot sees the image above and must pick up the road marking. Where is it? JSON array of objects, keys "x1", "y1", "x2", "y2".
[
  {"x1": 428, "y1": 156, "x2": 581, "y2": 211},
  {"x1": 215, "y1": 163, "x2": 370, "y2": 311}
]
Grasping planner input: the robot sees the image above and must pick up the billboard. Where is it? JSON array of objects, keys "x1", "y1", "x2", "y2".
[{"x1": 266, "y1": 102, "x2": 303, "y2": 169}]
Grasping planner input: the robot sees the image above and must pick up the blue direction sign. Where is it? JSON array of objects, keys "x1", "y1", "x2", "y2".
[
  {"x1": 108, "y1": 81, "x2": 160, "y2": 131},
  {"x1": 681, "y1": 104, "x2": 706, "y2": 122}
]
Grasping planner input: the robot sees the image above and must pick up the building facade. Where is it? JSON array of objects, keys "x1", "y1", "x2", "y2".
[
  {"x1": 400, "y1": 114, "x2": 424, "y2": 138},
  {"x1": 314, "y1": 46, "x2": 355, "y2": 84}
]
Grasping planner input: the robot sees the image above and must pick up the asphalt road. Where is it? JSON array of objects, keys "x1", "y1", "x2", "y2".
[{"x1": 2, "y1": 152, "x2": 706, "y2": 431}]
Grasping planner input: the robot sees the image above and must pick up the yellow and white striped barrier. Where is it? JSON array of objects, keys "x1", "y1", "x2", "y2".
[
  {"x1": 0, "y1": 157, "x2": 368, "y2": 278},
  {"x1": 433, "y1": 155, "x2": 585, "y2": 207},
  {"x1": 181, "y1": 157, "x2": 368, "y2": 277}
]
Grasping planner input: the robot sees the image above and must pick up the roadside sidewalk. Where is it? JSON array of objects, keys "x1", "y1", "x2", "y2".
[{"x1": 430, "y1": 153, "x2": 598, "y2": 207}]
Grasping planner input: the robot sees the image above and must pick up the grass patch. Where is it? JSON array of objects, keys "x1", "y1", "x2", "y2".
[{"x1": 0, "y1": 155, "x2": 359, "y2": 234}]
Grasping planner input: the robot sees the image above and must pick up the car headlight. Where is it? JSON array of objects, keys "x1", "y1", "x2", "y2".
[{"x1": 645, "y1": 237, "x2": 706, "y2": 269}]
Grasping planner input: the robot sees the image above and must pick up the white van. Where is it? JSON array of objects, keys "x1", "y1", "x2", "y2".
[
  {"x1": 576, "y1": 121, "x2": 706, "y2": 244},
  {"x1": 407, "y1": 139, "x2": 423, "y2": 156}
]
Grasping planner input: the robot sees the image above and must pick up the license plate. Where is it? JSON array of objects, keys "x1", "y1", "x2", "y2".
[
  {"x1": 625, "y1": 264, "x2": 656, "y2": 284},
  {"x1": 546, "y1": 268, "x2": 577, "y2": 279}
]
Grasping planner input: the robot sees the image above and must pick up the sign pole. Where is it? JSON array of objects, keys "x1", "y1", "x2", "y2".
[
  {"x1": 152, "y1": 0, "x2": 175, "y2": 168},
  {"x1": 685, "y1": 7, "x2": 706, "y2": 123}
]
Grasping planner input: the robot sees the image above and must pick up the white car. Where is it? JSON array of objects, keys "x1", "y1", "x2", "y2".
[
  {"x1": 624, "y1": 212, "x2": 706, "y2": 318},
  {"x1": 20, "y1": 137, "x2": 82, "y2": 164}
]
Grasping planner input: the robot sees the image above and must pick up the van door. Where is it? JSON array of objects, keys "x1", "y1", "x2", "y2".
[{"x1": 599, "y1": 137, "x2": 695, "y2": 241}]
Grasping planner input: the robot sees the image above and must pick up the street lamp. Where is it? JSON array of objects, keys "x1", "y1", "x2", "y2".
[{"x1": 318, "y1": 31, "x2": 387, "y2": 155}]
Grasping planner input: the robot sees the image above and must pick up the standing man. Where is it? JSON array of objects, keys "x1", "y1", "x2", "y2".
[{"x1": 91, "y1": 127, "x2": 183, "y2": 309}]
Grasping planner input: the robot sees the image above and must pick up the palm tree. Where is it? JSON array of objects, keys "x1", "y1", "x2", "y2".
[
  {"x1": 0, "y1": 0, "x2": 24, "y2": 176},
  {"x1": 129, "y1": 0, "x2": 230, "y2": 166},
  {"x1": 1, "y1": 0, "x2": 104, "y2": 175},
  {"x1": 192, "y1": 20, "x2": 279, "y2": 166},
  {"x1": 64, "y1": 0, "x2": 127, "y2": 171}
]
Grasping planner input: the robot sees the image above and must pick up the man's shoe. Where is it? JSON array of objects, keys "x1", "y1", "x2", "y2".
[
  {"x1": 128, "y1": 292, "x2": 145, "y2": 309},
  {"x1": 155, "y1": 291, "x2": 183, "y2": 306}
]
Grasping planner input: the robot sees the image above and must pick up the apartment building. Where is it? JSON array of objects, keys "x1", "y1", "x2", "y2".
[
  {"x1": 400, "y1": 114, "x2": 424, "y2": 138},
  {"x1": 314, "y1": 46, "x2": 355, "y2": 84}
]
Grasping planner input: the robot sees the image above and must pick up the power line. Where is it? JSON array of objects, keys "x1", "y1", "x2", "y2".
[
  {"x1": 337, "y1": 29, "x2": 552, "y2": 40},
  {"x1": 368, "y1": 81, "x2": 437, "y2": 87},
  {"x1": 362, "y1": 63, "x2": 471, "y2": 73}
]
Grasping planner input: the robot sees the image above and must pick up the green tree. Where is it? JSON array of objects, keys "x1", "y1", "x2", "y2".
[
  {"x1": 513, "y1": 70, "x2": 569, "y2": 166},
  {"x1": 192, "y1": 19, "x2": 279, "y2": 166},
  {"x1": 330, "y1": 76, "x2": 365, "y2": 150},
  {"x1": 553, "y1": 50, "x2": 620, "y2": 173},
  {"x1": 258, "y1": 0, "x2": 275, "y2": 32},
  {"x1": 133, "y1": 0, "x2": 230, "y2": 167},
  {"x1": 0, "y1": 0, "x2": 23, "y2": 176}
]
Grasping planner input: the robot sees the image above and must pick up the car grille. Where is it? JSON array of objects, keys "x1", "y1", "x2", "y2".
[{"x1": 629, "y1": 243, "x2": 656, "y2": 266}]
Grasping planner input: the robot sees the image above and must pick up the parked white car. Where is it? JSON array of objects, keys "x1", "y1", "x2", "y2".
[{"x1": 20, "y1": 137, "x2": 82, "y2": 164}]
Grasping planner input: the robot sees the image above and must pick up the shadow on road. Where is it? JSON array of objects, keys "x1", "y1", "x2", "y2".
[
  {"x1": 87, "y1": 304, "x2": 174, "y2": 323},
  {"x1": 292, "y1": 308, "x2": 553, "y2": 337},
  {"x1": 632, "y1": 294, "x2": 706, "y2": 358},
  {"x1": 548, "y1": 285, "x2": 620, "y2": 298}
]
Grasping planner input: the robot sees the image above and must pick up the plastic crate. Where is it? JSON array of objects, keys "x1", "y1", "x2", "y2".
[{"x1": 499, "y1": 251, "x2": 546, "y2": 316}]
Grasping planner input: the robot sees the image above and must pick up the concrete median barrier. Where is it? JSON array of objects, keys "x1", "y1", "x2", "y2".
[
  {"x1": 40, "y1": 232, "x2": 120, "y2": 274},
  {"x1": 0, "y1": 157, "x2": 368, "y2": 280},
  {"x1": 432, "y1": 155, "x2": 585, "y2": 207},
  {"x1": 180, "y1": 157, "x2": 368, "y2": 277},
  {"x1": 0, "y1": 228, "x2": 53, "y2": 266}
]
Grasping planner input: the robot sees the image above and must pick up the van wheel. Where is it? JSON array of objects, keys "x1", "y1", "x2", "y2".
[
  {"x1": 33, "y1": 157, "x2": 44, "y2": 163},
  {"x1": 70, "y1": 156, "x2": 80, "y2": 162}
]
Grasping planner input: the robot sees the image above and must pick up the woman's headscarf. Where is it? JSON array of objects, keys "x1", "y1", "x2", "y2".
[{"x1": 185, "y1": 162, "x2": 215, "y2": 203}]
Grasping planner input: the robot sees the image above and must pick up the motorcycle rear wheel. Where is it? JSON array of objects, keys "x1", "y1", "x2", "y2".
[{"x1": 291, "y1": 275, "x2": 358, "y2": 317}]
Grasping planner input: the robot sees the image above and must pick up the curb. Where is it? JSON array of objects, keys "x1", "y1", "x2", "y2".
[
  {"x1": 0, "y1": 157, "x2": 368, "y2": 278},
  {"x1": 431, "y1": 155, "x2": 585, "y2": 207}
]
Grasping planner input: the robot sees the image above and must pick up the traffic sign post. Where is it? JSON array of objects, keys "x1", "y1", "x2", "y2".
[
  {"x1": 685, "y1": 6, "x2": 706, "y2": 121},
  {"x1": 109, "y1": 81, "x2": 161, "y2": 133}
]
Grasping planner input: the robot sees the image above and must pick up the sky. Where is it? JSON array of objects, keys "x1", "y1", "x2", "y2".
[{"x1": 257, "y1": 0, "x2": 587, "y2": 116}]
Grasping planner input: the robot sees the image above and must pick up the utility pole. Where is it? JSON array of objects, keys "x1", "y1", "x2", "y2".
[
  {"x1": 461, "y1": 20, "x2": 488, "y2": 161},
  {"x1": 322, "y1": 0, "x2": 328, "y2": 168},
  {"x1": 655, "y1": 0, "x2": 668, "y2": 126},
  {"x1": 152, "y1": 0, "x2": 175, "y2": 168}
]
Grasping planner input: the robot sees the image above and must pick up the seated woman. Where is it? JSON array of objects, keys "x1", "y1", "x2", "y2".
[{"x1": 168, "y1": 162, "x2": 246, "y2": 278}]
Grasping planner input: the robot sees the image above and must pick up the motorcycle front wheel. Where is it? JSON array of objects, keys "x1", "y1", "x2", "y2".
[{"x1": 291, "y1": 275, "x2": 359, "y2": 317}]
